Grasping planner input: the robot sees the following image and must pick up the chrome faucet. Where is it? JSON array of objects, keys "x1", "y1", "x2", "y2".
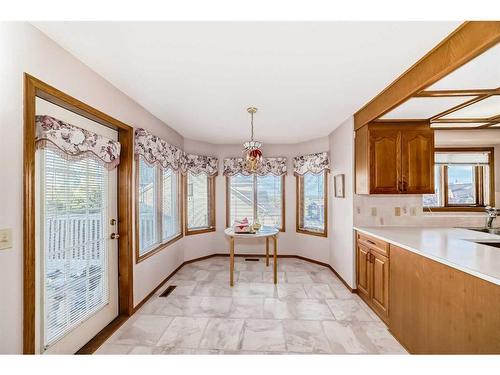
[{"x1": 485, "y1": 206, "x2": 500, "y2": 228}]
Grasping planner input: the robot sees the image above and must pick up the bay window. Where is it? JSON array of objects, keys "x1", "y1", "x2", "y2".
[
  {"x1": 136, "y1": 155, "x2": 182, "y2": 261},
  {"x1": 184, "y1": 171, "x2": 216, "y2": 235},
  {"x1": 226, "y1": 174, "x2": 285, "y2": 231},
  {"x1": 296, "y1": 171, "x2": 328, "y2": 236},
  {"x1": 293, "y1": 151, "x2": 330, "y2": 237}
]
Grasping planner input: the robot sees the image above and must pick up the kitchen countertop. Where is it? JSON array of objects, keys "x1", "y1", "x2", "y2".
[{"x1": 353, "y1": 226, "x2": 500, "y2": 286}]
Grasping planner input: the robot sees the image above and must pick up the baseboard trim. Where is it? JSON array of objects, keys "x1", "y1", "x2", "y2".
[
  {"x1": 75, "y1": 315, "x2": 129, "y2": 355},
  {"x1": 213, "y1": 253, "x2": 356, "y2": 293},
  {"x1": 78, "y1": 252, "x2": 354, "y2": 354}
]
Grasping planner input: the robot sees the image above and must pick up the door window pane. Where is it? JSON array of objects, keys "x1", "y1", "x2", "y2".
[
  {"x1": 257, "y1": 175, "x2": 282, "y2": 228},
  {"x1": 138, "y1": 158, "x2": 157, "y2": 254},
  {"x1": 303, "y1": 172, "x2": 325, "y2": 231},
  {"x1": 42, "y1": 149, "x2": 109, "y2": 347},
  {"x1": 187, "y1": 172, "x2": 209, "y2": 230},
  {"x1": 162, "y1": 168, "x2": 180, "y2": 241}
]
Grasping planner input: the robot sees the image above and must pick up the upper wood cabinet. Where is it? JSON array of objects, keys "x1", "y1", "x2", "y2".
[
  {"x1": 400, "y1": 129, "x2": 435, "y2": 194},
  {"x1": 355, "y1": 122, "x2": 434, "y2": 194}
]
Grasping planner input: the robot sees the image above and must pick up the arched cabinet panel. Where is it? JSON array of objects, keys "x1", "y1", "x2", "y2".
[{"x1": 355, "y1": 122, "x2": 434, "y2": 195}]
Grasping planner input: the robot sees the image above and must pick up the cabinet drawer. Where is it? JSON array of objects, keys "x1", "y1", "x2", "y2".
[{"x1": 357, "y1": 232, "x2": 389, "y2": 256}]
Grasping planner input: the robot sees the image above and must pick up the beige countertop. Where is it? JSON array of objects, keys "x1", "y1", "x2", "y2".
[{"x1": 353, "y1": 226, "x2": 500, "y2": 286}]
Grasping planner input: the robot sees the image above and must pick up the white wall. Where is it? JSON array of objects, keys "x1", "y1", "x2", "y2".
[
  {"x1": 328, "y1": 117, "x2": 355, "y2": 288},
  {"x1": 0, "y1": 22, "x2": 185, "y2": 354}
]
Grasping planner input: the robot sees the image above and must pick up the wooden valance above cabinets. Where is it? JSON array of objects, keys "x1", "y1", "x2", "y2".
[{"x1": 355, "y1": 121, "x2": 435, "y2": 195}]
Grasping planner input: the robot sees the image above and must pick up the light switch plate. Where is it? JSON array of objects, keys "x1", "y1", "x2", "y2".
[
  {"x1": 0, "y1": 228, "x2": 12, "y2": 250},
  {"x1": 371, "y1": 207, "x2": 377, "y2": 216}
]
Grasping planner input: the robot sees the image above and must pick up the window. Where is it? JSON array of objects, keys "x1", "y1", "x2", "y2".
[
  {"x1": 297, "y1": 171, "x2": 328, "y2": 236},
  {"x1": 423, "y1": 148, "x2": 494, "y2": 211},
  {"x1": 184, "y1": 172, "x2": 216, "y2": 235},
  {"x1": 136, "y1": 156, "x2": 182, "y2": 261},
  {"x1": 227, "y1": 174, "x2": 284, "y2": 230}
]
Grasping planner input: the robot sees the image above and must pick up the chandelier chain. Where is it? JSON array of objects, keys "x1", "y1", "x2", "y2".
[{"x1": 250, "y1": 111, "x2": 254, "y2": 141}]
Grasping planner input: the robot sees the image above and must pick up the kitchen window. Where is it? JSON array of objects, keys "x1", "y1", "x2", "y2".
[
  {"x1": 296, "y1": 171, "x2": 328, "y2": 236},
  {"x1": 184, "y1": 172, "x2": 216, "y2": 235},
  {"x1": 226, "y1": 174, "x2": 285, "y2": 231},
  {"x1": 136, "y1": 156, "x2": 182, "y2": 261},
  {"x1": 423, "y1": 148, "x2": 495, "y2": 212}
]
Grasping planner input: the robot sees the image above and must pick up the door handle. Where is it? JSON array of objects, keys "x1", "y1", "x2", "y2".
[{"x1": 110, "y1": 233, "x2": 120, "y2": 240}]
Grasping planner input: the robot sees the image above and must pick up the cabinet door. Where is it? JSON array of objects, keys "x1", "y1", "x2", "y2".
[
  {"x1": 401, "y1": 129, "x2": 434, "y2": 194},
  {"x1": 369, "y1": 128, "x2": 401, "y2": 194},
  {"x1": 356, "y1": 243, "x2": 371, "y2": 299},
  {"x1": 370, "y1": 251, "x2": 389, "y2": 320}
]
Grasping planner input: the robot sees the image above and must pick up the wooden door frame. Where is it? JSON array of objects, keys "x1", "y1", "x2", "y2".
[{"x1": 23, "y1": 74, "x2": 134, "y2": 354}]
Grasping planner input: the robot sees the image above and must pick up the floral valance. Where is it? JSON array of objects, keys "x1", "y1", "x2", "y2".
[
  {"x1": 183, "y1": 153, "x2": 219, "y2": 176},
  {"x1": 223, "y1": 157, "x2": 287, "y2": 176},
  {"x1": 135, "y1": 128, "x2": 219, "y2": 174},
  {"x1": 35, "y1": 115, "x2": 121, "y2": 170},
  {"x1": 293, "y1": 151, "x2": 330, "y2": 175},
  {"x1": 135, "y1": 128, "x2": 184, "y2": 170}
]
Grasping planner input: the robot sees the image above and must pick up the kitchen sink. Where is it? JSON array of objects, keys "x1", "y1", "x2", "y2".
[
  {"x1": 474, "y1": 242, "x2": 500, "y2": 248},
  {"x1": 466, "y1": 227, "x2": 500, "y2": 235}
]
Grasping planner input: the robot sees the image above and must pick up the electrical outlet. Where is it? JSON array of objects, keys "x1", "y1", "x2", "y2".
[
  {"x1": 394, "y1": 207, "x2": 401, "y2": 216},
  {"x1": 0, "y1": 228, "x2": 12, "y2": 250},
  {"x1": 410, "y1": 207, "x2": 418, "y2": 216},
  {"x1": 371, "y1": 207, "x2": 377, "y2": 216},
  {"x1": 356, "y1": 206, "x2": 361, "y2": 214}
]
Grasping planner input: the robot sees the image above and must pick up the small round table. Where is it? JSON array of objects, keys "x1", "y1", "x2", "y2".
[{"x1": 224, "y1": 226, "x2": 279, "y2": 286}]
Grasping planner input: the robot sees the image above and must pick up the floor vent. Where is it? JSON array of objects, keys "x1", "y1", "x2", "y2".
[
  {"x1": 159, "y1": 285, "x2": 176, "y2": 297},
  {"x1": 245, "y1": 258, "x2": 259, "y2": 262}
]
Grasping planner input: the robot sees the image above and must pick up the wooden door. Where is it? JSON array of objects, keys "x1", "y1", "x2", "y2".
[
  {"x1": 401, "y1": 129, "x2": 434, "y2": 194},
  {"x1": 356, "y1": 243, "x2": 371, "y2": 299},
  {"x1": 370, "y1": 250, "x2": 389, "y2": 321},
  {"x1": 369, "y1": 127, "x2": 401, "y2": 194}
]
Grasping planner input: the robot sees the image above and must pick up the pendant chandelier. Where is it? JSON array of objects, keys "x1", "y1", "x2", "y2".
[{"x1": 243, "y1": 106, "x2": 263, "y2": 173}]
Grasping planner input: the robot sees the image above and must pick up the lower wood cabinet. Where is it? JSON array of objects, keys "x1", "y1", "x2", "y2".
[
  {"x1": 356, "y1": 243, "x2": 370, "y2": 298},
  {"x1": 356, "y1": 231, "x2": 500, "y2": 353},
  {"x1": 370, "y1": 250, "x2": 389, "y2": 318},
  {"x1": 356, "y1": 233, "x2": 389, "y2": 323},
  {"x1": 389, "y1": 244, "x2": 500, "y2": 354}
]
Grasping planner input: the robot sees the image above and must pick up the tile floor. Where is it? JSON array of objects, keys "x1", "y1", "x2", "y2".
[{"x1": 96, "y1": 256, "x2": 406, "y2": 354}]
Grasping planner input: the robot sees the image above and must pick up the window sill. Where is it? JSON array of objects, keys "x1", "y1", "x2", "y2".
[
  {"x1": 135, "y1": 233, "x2": 183, "y2": 263},
  {"x1": 424, "y1": 207, "x2": 487, "y2": 213},
  {"x1": 185, "y1": 227, "x2": 216, "y2": 236},
  {"x1": 296, "y1": 228, "x2": 327, "y2": 238}
]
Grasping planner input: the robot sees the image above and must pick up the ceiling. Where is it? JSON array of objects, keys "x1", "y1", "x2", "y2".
[
  {"x1": 380, "y1": 43, "x2": 500, "y2": 128},
  {"x1": 33, "y1": 22, "x2": 460, "y2": 144}
]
